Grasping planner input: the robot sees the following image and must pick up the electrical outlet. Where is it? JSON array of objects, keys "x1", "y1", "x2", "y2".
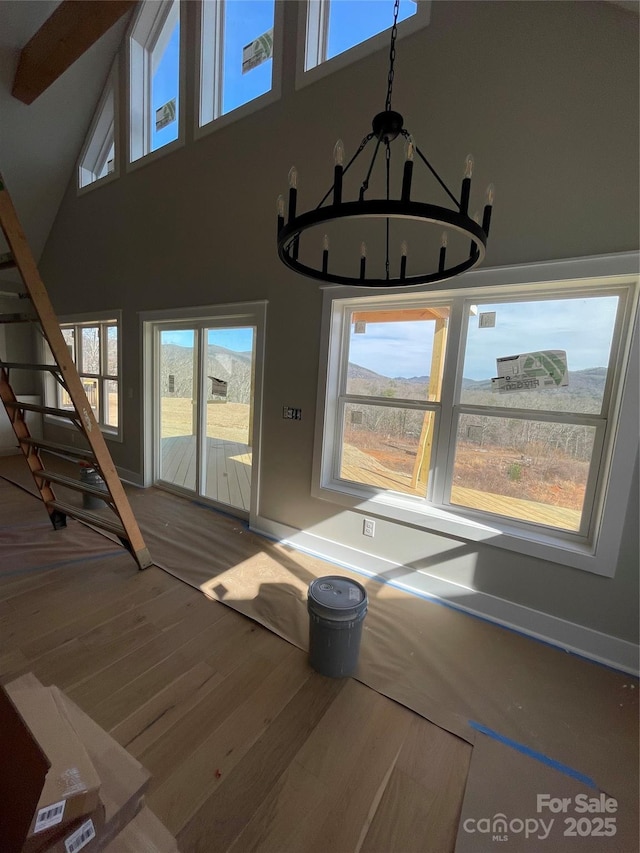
[
  {"x1": 363, "y1": 518, "x2": 375, "y2": 537},
  {"x1": 283, "y1": 407, "x2": 302, "y2": 420}
]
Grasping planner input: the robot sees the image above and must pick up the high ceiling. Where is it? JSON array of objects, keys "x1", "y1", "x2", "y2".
[
  {"x1": 0, "y1": 1, "x2": 132, "y2": 288},
  {"x1": 0, "y1": 0, "x2": 637, "y2": 293}
]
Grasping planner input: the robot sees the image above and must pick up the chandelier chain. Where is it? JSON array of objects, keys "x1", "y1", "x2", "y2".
[
  {"x1": 385, "y1": 142, "x2": 391, "y2": 279},
  {"x1": 385, "y1": 0, "x2": 400, "y2": 112}
]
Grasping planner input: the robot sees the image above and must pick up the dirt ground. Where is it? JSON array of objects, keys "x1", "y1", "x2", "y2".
[{"x1": 346, "y1": 430, "x2": 586, "y2": 512}]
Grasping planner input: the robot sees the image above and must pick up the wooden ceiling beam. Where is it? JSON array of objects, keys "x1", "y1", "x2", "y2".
[
  {"x1": 12, "y1": 0, "x2": 137, "y2": 105},
  {"x1": 351, "y1": 308, "x2": 451, "y2": 324}
]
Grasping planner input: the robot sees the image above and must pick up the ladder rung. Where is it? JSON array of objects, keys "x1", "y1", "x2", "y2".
[
  {"x1": 3, "y1": 400, "x2": 80, "y2": 419},
  {"x1": 0, "y1": 361, "x2": 61, "y2": 373},
  {"x1": 1, "y1": 179, "x2": 151, "y2": 570},
  {"x1": 20, "y1": 436, "x2": 96, "y2": 461},
  {"x1": 34, "y1": 469, "x2": 111, "y2": 500},
  {"x1": 47, "y1": 500, "x2": 126, "y2": 538}
]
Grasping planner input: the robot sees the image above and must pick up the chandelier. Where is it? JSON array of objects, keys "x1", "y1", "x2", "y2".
[{"x1": 276, "y1": 0, "x2": 494, "y2": 288}]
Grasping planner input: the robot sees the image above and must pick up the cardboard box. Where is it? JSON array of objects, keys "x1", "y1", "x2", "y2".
[
  {"x1": 47, "y1": 688, "x2": 150, "y2": 851},
  {"x1": 0, "y1": 687, "x2": 50, "y2": 853},
  {"x1": 0, "y1": 682, "x2": 101, "y2": 853},
  {"x1": 4, "y1": 675, "x2": 150, "y2": 853},
  {"x1": 101, "y1": 807, "x2": 179, "y2": 853},
  {"x1": 25, "y1": 803, "x2": 106, "y2": 853}
]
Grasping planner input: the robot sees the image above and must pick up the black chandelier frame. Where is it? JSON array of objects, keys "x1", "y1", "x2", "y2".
[{"x1": 276, "y1": 1, "x2": 493, "y2": 289}]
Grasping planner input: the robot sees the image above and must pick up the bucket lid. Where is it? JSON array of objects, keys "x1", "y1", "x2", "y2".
[{"x1": 308, "y1": 576, "x2": 367, "y2": 619}]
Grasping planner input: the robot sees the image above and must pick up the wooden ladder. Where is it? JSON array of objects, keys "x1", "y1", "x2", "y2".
[{"x1": 0, "y1": 172, "x2": 152, "y2": 569}]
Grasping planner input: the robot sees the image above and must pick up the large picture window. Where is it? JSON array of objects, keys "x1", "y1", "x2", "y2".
[{"x1": 314, "y1": 257, "x2": 638, "y2": 575}]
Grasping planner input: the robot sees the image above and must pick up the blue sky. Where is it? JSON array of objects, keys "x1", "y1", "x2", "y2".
[
  {"x1": 349, "y1": 296, "x2": 619, "y2": 380},
  {"x1": 161, "y1": 327, "x2": 254, "y2": 353},
  {"x1": 327, "y1": 0, "x2": 416, "y2": 59},
  {"x1": 152, "y1": 21, "x2": 180, "y2": 151}
]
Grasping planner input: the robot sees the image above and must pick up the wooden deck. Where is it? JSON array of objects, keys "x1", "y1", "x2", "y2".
[
  {"x1": 341, "y1": 444, "x2": 581, "y2": 530},
  {"x1": 160, "y1": 435, "x2": 251, "y2": 511}
]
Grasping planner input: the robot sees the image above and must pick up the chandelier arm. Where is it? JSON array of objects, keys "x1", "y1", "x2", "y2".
[
  {"x1": 342, "y1": 133, "x2": 376, "y2": 178},
  {"x1": 410, "y1": 139, "x2": 462, "y2": 210},
  {"x1": 315, "y1": 134, "x2": 375, "y2": 210},
  {"x1": 385, "y1": 142, "x2": 391, "y2": 280},
  {"x1": 359, "y1": 134, "x2": 384, "y2": 201}
]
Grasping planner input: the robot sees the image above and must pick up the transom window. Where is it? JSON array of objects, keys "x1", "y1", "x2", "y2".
[
  {"x1": 129, "y1": 0, "x2": 181, "y2": 162},
  {"x1": 314, "y1": 260, "x2": 638, "y2": 575},
  {"x1": 305, "y1": 0, "x2": 417, "y2": 70},
  {"x1": 199, "y1": 0, "x2": 278, "y2": 128},
  {"x1": 55, "y1": 318, "x2": 121, "y2": 436},
  {"x1": 300, "y1": 0, "x2": 428, "y2": 86}
]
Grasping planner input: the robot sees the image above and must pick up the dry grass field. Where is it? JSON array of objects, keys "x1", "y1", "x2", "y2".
[{"x1": 159, "y1": 397, "x2": 251, "y2": 444}]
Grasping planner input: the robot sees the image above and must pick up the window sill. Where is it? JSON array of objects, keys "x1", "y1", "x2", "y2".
[
  {"x1": 194, "y1": 87, "x2": 281, "y2": 142},
  {"x1": 77, "y1": 169, "x2": 119, "y2": 197},
  {"x1": 126, "y1": 136, "x2": 185, "y2": 174},
  {"x1": 44, "y1": 415, "x2": 122, "y2": 444},
  {"x1": 311, "y1": 477, "x2": 619, "y2": 577}
]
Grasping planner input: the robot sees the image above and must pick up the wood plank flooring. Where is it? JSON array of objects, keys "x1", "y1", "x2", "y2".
[{"x1": 0, "y1": 558, "x2": 471, "y2": 853}]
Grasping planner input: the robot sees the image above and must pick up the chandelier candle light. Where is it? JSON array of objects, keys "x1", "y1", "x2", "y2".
[{"x1": 276, "y1": 0, "x2": 495, "y2": 288}]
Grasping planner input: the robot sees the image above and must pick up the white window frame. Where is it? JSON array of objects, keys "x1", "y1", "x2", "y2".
[
  {"x1": 195, "y1": 0, "x2": 284, "y2": 139},
  {"x1": 312, "y1": 253, "x2": 639, "y2": 577},
  {"x1": 77, "y1": 61, "x2": 118, "y2": 192},
  {"x1": 296, "y1": 0, "x2": 431, "y2": 91},
  {"x1": 43, "y1": 311, "x2": 123, "y2": 442},
  {"x1": 128, "y1": 0, "x2": 185, "y2": 168}
]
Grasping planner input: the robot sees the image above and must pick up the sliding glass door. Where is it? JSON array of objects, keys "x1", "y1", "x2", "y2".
[
  {"x1": 201, "y1": 326, "x2": 255, "y2": 510},
  {"x1": 158, "y1": 328, "x2": 197, "y2": 491},
  {"x1": 154, "y1": 320, "x2": 257, "y2": 517}
]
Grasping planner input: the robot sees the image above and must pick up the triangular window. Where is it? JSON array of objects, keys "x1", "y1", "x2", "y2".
[{"x1": 78, "y1": 64, "x2": 117, "y2": 189}]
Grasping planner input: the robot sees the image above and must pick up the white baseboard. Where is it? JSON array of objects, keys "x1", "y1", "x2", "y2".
[
  {"x1": 117, "y1": 467, "x2": 144, "y2": 487},
  {"x1": 252, "y1": 514, "x2": 639, "y2": 676}
]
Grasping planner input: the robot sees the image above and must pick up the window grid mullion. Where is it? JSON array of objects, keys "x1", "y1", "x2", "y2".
[
  {"x1": 456, "y1": 404, "x2": 607, "y2": 429},
  {"x1": 341, "y1": 393, "x2": 436, "y2": 413}
]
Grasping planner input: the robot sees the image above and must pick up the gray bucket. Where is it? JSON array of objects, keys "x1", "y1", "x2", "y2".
[
  {"x1": 307, "y1": 576, "x2": 368, "y2": 678},
  {"x1": 80, "y1": 467, "x2": 107, "y2": 510}
]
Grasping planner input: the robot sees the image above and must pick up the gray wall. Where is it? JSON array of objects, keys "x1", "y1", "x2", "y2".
[{"x1": 39, "y1": 2, "x2": 639, "y2": 642}]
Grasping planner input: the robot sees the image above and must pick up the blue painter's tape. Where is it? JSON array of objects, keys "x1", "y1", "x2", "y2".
[{"x1": 469, "y1": 720, "x2": 598, "y2": 789}]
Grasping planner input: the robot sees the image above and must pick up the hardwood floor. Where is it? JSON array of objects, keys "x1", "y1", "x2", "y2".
[{"x1": 0, "y1": 557, "x2": 471, "y2": 853}]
